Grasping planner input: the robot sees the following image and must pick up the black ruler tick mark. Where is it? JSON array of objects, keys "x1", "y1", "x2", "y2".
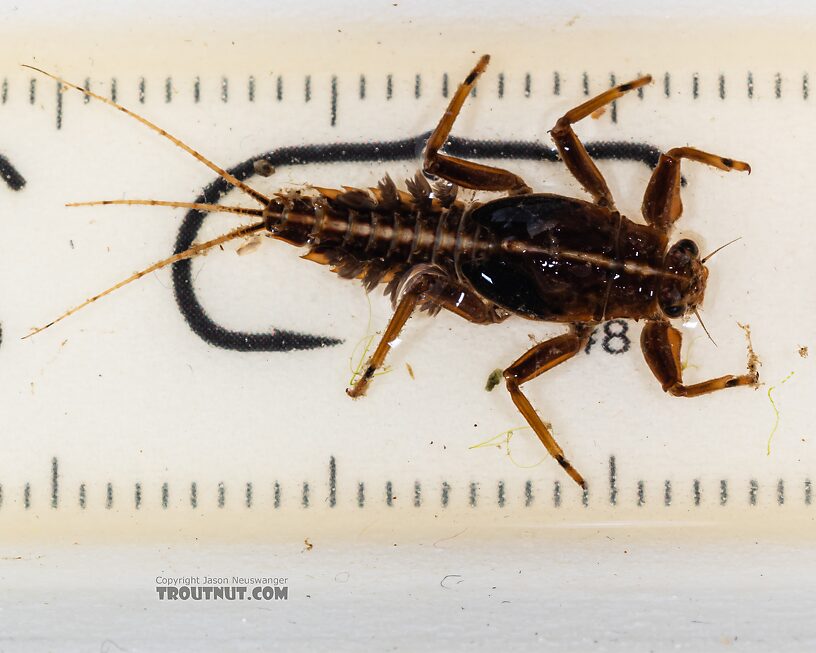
[
  {"x1": 330, "y1": 76, "x2": 338, "y2": 126},
  {"x1": 329, "y1": 456, "x2": 337, "y2": 507},
  {"x1": 50, "y1": 457, "x2": 58, "y2": 508},
  {"x1": 609, "y1": 455, "x2": 618, "y2": 505},
  {"x1": 609, "y1": 74, "x2": 618, "y2": 124},
  {"x1": 55, "y1": 81, "x2": 63, "y2": 130}
]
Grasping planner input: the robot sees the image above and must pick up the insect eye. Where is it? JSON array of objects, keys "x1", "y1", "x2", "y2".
[
  {"x1": 664, "y1": 304, "x2": 684, "y2": 318},
  {"x1": 676, "y1": 239, "x2": 699, "y2": 257}
]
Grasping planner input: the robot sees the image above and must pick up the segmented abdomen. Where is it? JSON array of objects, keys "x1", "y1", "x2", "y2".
[{"x1": 262, "y1": 172, "x2": 470, "y2": 299}]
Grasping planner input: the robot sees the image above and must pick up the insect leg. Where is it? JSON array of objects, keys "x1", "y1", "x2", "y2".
[
  {"x1": 346, "y1": 274, "x2": 434, "y2": 398},
  {"x1": 425, "y1": 283, "x2": 510, "y2": 324},
  {"x1": 422, "y1": 55, "x2": 531, "y2": 193},
  {"x1": 641, "y1": 319, "x2": 759, "y2": 396},
  {"x1": 550, "y1": 76, "x2": 652, "y2": 208},
  {"x1": 642, "y1": 147, "x2": 751, "y2": 232},
  {"x1": 347, "y1": 273, "x2": 507, "y2": 397},
  {"x1": 502, "y1": 324, "x2": 594, "y2": 488}
]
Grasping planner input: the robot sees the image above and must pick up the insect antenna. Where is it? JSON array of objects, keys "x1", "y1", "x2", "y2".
[
  {"x1": 66, "y1": 199, "x2": 265, "y2": 218},
  {"x1": 701, "y1": 236, "x2": 742, "y2": 264},
  {"x1": 22, "y1": 65, "x2": 271, "y2": 207},
  {"x1": 694, "y1": 308, "x2": 717, "y2": 347},
  {"x1": 21, "y1": 66, "x2": 277, "y2": 338},
  {"x1": 23, "y1": 220, "x2": 266, "y2": 339}
]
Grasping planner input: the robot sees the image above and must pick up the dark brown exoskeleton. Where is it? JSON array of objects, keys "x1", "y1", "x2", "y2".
[{"x1": 26, "y1": 56, "x2": 758, "y2": 488}]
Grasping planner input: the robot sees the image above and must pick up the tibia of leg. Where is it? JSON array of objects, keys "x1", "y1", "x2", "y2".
[
  {"x1": 665, "y1": 147, "x2": 751, "y2": 174},
  {"x1": 560, "y1": 75, "x2": 652, "y2": 124},
  {"x1": 504, "y1": 378, "x2": 587, "y2": 488},
  {"x1": 667, "y1": 371, "x2": 758, "y2": 397}
]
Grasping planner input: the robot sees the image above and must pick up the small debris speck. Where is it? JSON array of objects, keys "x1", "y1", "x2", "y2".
[
  {"x1": 253, "y1": 159, "x2": 276, "y2": 177},
  {"x1": 485, "y1": 369, "x2": 503, "y2": 391}
]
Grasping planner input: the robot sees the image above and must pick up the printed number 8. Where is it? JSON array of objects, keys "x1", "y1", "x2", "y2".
[{"x1": 584, "y1": 319, "x2": 631, "y2": 355}]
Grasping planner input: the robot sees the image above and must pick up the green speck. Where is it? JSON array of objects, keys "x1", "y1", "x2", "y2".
[{"x1": 485, "y1": 369, "x2": 503, "y2": 392}]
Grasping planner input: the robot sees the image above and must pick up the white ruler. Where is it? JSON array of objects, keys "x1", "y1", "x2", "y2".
[{"x1": 0, "y1": 10, "x2": 813, "y2": 541}]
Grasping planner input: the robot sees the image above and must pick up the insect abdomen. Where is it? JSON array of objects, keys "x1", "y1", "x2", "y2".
[{"x1": 263, "y1": 174, "x2": 466, "y2": 292}]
